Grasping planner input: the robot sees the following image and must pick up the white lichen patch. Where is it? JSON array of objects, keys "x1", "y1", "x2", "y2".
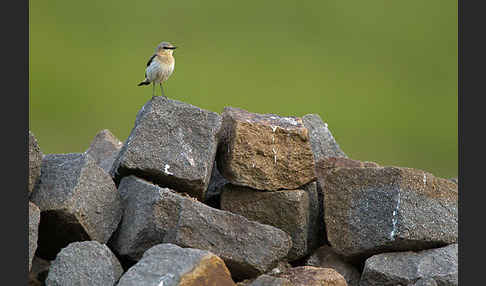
[
  {"x1": 423, "y1": 173, "x2": 427, "y2": 185},
  {"x1": 390, "y1": 191, "x2": 401, "y2": 240},
  {"x1": 271, "y1": 125, "x2": 278, "y2": 132},
  {"x1": 164, "y1": 164, "x2": 173, "y2": 175},
  {"x1": 281, "y1": 117, "x2": 300, "y2": 126},
  {"x1": 272, "y1": 147, "x2": 277, "y2": 164}
]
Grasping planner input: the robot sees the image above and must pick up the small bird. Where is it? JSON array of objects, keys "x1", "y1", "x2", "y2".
[{"x1": 138, "y1": 41, "x2": 177, "y2": 97}]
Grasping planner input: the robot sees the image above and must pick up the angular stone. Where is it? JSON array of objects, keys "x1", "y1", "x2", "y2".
[
  {"x1": 117, "y1": 243, "x2": 235, "y2": 286},
  {"x1": 29, "y1": 202, "x2": 40, "y2": 271},
  {"x1": 29, "y1": 131, "x2": 43, "y2": 195},
  {"x1": 321, "y1": 166, "x2": 457, "y2": 261},
  {"x1": 359, "y1": 244, "x2": 458, "y2": 286},
  {"x1": 315, "y1": 157, "x2": 380, "y2": 181},
  {"x1": 86, "y1": 129, "x2": 123, "y2": 173},
  {"x1": 302, "y1": 114, "x2": 347, "y2": 160},
  {"x1": 110, "y1": 96, "x2": 222, "y2": 201},
  {"x1": 248, "y1": 275, "x2": 292, "y2": 286},
  {"x1": 305, "y1": 245, "x2": 360, "y2": 286},
  {"x1": 449, "y1": 178, "x2": 458, "y2": 184},
  {"x1": 30, "y1": 153, "x2": 122, "y2": 260},
  {"x1": 217, "y1": 107, "x2": 315, "y2": 191},
  {"x1": 276, "y1": 266, "x2": 347, "y2": 286},
  {"x1": 45, "y1": 241, "x2": 123, "y2": 286},
  {"x1": 220, "y1": 184, "x2": 318, "y2": 260},
  {"x1": 110, "y1": 176, "x2": 292, "y2": 280},
  {"x1": 29, "y1": 256, "x2": 50, "y2": 286},
  {"x1": 413, "y1": 278, "x2": 439, "y2": 286}
]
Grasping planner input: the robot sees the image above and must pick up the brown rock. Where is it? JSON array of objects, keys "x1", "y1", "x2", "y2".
[
  {"x1": 248, "y1": 274, "x2": 292, "y2": 286},
  {"x1": 86, "y1": 129, "x2": 123, "y2": 173},
  {"x1": 305, "y1": 245, "x2": 360, "y2": 286},
  {"x1": 29, "y1": 131, "x2": 43, "y2": 195},
  {"x1": 276, "y1": 266, "x2": 348, "y2": 286},
  {"x1": 117, "y1": 243, "x2": 235, "y2": 286},
  {"x1": 220, "y1": 184, "x2": 317, "y2": 260},
  {"x1": 217, "y1": 107, "x2": 316, "y2": 191},
  {"x1": 321, "y1": 166, "x2": 458, "y2": 261}
]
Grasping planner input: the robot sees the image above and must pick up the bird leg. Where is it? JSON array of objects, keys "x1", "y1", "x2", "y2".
[
  {"x1": 160, "y1": 83, "x2": 166, "y2": 98},
  {"x1": 152, "y1": 82, "x2": 155, "y2": 97}
]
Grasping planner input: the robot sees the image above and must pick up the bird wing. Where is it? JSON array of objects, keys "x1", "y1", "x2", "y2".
[{"x1": 146, "y1": 54, "x2": 156, "y2": 67}]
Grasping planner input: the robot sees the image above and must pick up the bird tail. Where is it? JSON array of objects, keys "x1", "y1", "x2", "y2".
[{"x1": 137, "y1": 79, "x2": 150, "y2": 86}]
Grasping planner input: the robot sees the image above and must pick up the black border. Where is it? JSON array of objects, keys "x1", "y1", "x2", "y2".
[{"x1": 3, "y1": 0, "x2": 29, "y2": 284}]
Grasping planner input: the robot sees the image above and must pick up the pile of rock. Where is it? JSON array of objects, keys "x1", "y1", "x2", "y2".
[{"x1": 28, "y1": 96, "x2": 458, "y2": 286}]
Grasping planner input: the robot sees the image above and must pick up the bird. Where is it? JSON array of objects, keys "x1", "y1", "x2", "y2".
[{"x1": 138, "y1": 41, "x2": 177, "y2": 97}]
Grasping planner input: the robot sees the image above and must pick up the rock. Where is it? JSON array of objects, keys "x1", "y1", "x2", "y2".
[
  {"x1": 110, "y1": 96, "x2": 222, "y2": 201},
  {"x1": 45, "y1": 241, "x2": 123, "y2": 286},
  {"x1": 320, "y1": 166, "x2": 458, "y2": 261},
  {"x1": 29, "y1": 131, "x2": 43, "y2": 196},
  {"x1": 359, "y1": 244, "x2": 458, "y2": 286},
  {"x1": 315, "y1": 157, "x2": 380, "y2": 180},
  {"x1": 217, "y1": 107, "x2": 315, "y2": 191},
  {"x1": 29, "y1": 256, "x2": 50, "y2": 286},
  {"x1": 276, "y1": 266, "x2": 348, "y2": 286},
  {"x1": 109, "y1": 175, "x2": 292, "y2": 280},
  {"x1": 29, "y1": 202, "x2": 40, "y2": 271},
  {"x1": 205, "y1": 160, "x2": 229, "y2": 207},
  {"x1": 302, "y1": 114, "x2": 347, "y2": 160},
  {"x1": 220, "y1": 184, "x2": 318, "y2": 260},
  {"x1": 117, "y1": 243, "x2": 235, "y2": 286},
  {"x1": 248, "y1": 274, "x2": 292, "y2": 286},
  {"x1": 86, "y1": 129, "x2": 123, "y2": 173},
  {"x1": 30, "y1": 153, "x2": 122, "y2": 260},
  {"x1": 305, "y1": 245, "x2": 360, "y2": 286},
  {"x1": 412, "y1": 278, "x2": 439, "y2": 286},
  {"x1": 449, "y1": 178, "x2": 458, "y2": 184}
]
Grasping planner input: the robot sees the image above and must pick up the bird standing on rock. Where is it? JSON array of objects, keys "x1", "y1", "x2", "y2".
[{"x1": 138, "y1": 41, "x2": 177, "y2": 97}]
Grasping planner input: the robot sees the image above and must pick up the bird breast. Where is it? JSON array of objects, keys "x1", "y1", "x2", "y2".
[{"x1": 146, "y1": 56, "x2": 175, "y2": 83}]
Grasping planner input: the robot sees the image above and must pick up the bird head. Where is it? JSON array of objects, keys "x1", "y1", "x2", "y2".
[{"x1": 157, "y1": 42, "x2": 177, "y2": 55}]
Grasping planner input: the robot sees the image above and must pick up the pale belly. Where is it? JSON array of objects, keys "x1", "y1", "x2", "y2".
[{"x1": 146, "y1": 61, "x2": 174, "y2": 83}]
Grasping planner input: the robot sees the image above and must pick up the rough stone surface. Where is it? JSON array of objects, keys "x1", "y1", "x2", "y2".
[
  {"x1": 276, "y1": 266, "x2": 348, "y2": 286},
  {"x1": 248, "y1": 274, "x2": 292, "y2": 286},
  {"x1": 110, "y1": 175, "x2": 292, "y2": 280},
  {"x1": 110, "y1": 96, "x2": 222, "y2": 200},
  {"x1": 117, "y1": 243, "x2": 235, "y2": 286},
  {"x1": 359, "y1": 244, "x2": 458, "y2": 286},
  {"x1": 449, "y1": 178, "x2": 458, "y2": 184},
  {"x1": 217, "y1": 107, "x2": 315, "y2": 191},
  {"x1": 29, "y1": 131, "x2": 43, "y2": 195},
  {"x1": 412, "y1": 278, "x2": 439, "y2": 286},
  {"x1": 320, "y1": 166, "x2": 458, "y2": 261},
  {"x1": 45, "y1": 241, "x2": 123, "y2": 286},
  {"x1": 29, "y1": 202, "x2": 40, "y2": 271},
  {"x1": 220, "y1": 184, "x2": 317, "y2": 260},
  {"x1": 305, "y1": 245, "x2": 360, "y2": 286},
  {"x1": 29, "y1": 256, "x2": 51, "y2": 286},
  {"x1": 86, "y1": 129, "x2": 123, "y2": 173},
  {"x1": 315, "y1": 157, "x2": 380, "y2": 181},
  {"x1": 302, "y1": 114, "x2": 347, "y2": 160},
  {"x1": 30, "y1": 153, "x2": 122, "y2": 260}
]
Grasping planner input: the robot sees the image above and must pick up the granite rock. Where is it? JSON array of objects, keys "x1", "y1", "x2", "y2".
[
  {"x1": 30, "y1": 153, "x2": 122, "y2": 260},
  {"x1": 321, "y1": 166, "x2": 457, "y2": 261},
  {"x1": 117, "y1": 243, "x2": 235, "y2": 286},
  {"x1": 110, "y1": 96, "x2": 222, "y2": 200},
  {"x1": 276, "y1": 266, "x2": 348, "y2": 286},
  {"x1": 110, "y1": 175, "x2": 292, "y2": 280},
  {"x1": 220, "y1": 184, "x2": 318, "y2": 260},
  {"x1": 302, "y1": 114, "x2": 347, "y2": 160},
  {"x1": 86, "y1": 129, "x2": 123, "y2": 173},
  {"x1": 359, "y1": 244, "x2": 458, "y2": 286},
  {"x1": 305, "y1": 245, "x2": 360, "y2": 286},
  {"x1": 29, "y1": 202, "x2": 40, "y2": 271},
  {"x1": 29, "y1": 131, "x2": 43, "y2": 195},
  {"x1": 45, "y1": 241, "x2": 123, "y2": 286},
  {"x1": 217, "y1": 107, "x2": 315, "y2": 191}
]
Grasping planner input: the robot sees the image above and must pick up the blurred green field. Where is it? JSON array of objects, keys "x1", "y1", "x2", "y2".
[{"x1": 29, "y1": 0, "x2": 457, "y2": 178}]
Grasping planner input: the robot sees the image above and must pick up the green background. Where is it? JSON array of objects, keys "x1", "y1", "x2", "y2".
[{"x1": 29, "y1": 0, "x2": 457, "y2": 178}]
